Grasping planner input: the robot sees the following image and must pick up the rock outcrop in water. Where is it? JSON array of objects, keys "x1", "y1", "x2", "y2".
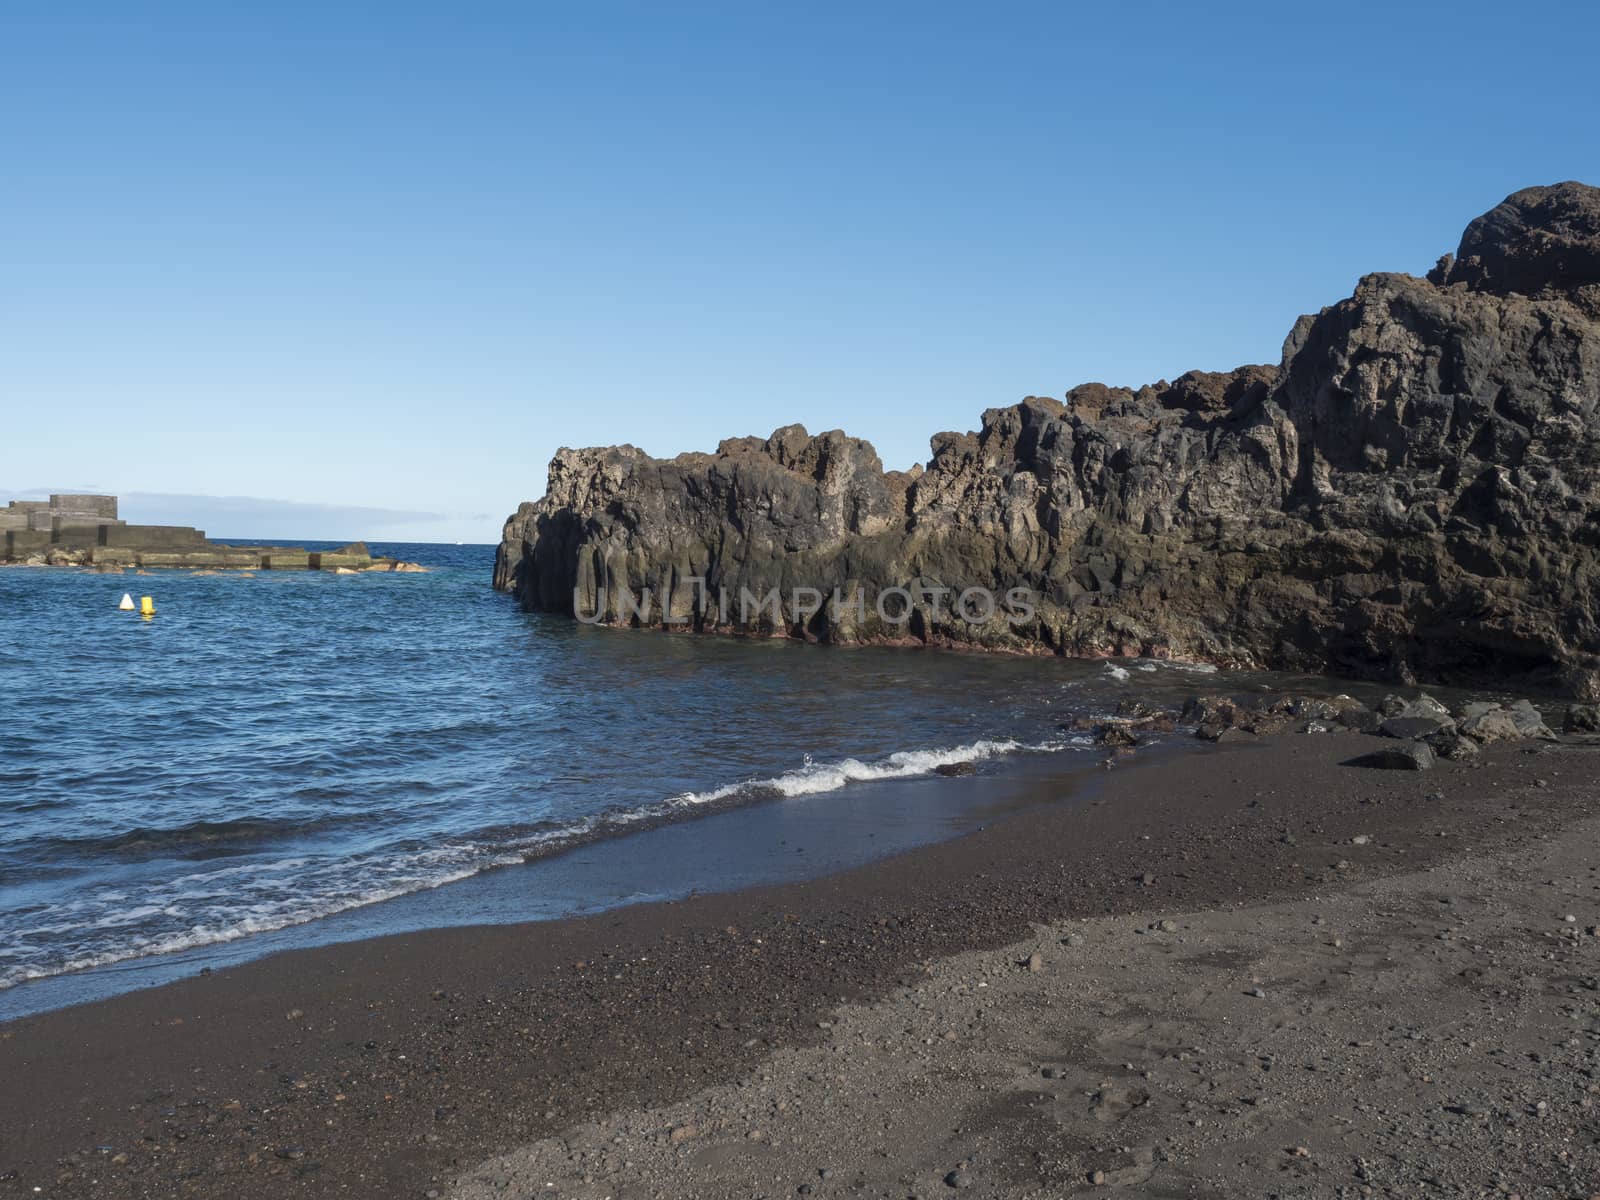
[{"x1": 496, "y1": 182, "x2": 1600, "y2": 697}]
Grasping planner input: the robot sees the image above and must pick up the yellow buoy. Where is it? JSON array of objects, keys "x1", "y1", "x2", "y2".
[
  {"x1": 139, "y1": 596, "x2": 156, "y2": 617},
  {"x1": 118, "y1": 593, "x2": 135, "y2": 611}
]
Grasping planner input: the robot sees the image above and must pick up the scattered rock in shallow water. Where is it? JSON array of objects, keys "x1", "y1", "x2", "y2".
[
  {"x1": 1187, "y1": 694, "x2": 1295, "y2": 739},
  {"x1": 933, "y1": 761, "x2": 976, "y2": 777},
  {"x1": 1181, "y1": 694, "x2": 1236, "y2": 726},
  {"x1": 1282, "y1": 695, "x2": 1341, "y2": 721},
  {"x1": 1213, "y1": 727, "x2": 1257, "y2": 744},
  {"x1": 944, "y1": 1168, "x2": 972, "y2": 1188},
  {"x1": 1095, "y1": 724, "x2": 1140, "y2": 748},
  {"x1": 1349, "y1": 743, "x2": 1435, "y2": 771}
]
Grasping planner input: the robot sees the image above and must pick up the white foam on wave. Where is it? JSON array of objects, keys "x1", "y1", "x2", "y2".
[
  {"x1": 0, "y1": 865, "x2": 493, "y2": 990},
  {"x1": 664, "y1": 737, "x2": 1055, "y2": 808},
  {"x1": 1105, "y1": 657, "x2": 1221, "y2": 681},
  {"x1": 0, "y1": 736, "x2": 1078, "y2": 991}
]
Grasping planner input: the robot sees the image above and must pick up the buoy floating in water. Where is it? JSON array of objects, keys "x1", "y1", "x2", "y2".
[
  {"x1": 139, "y1": 596, "x2": 155, "y2": 617},
  {"x1": 118, "y1": 593, "x2": 135, "y2": 611}
]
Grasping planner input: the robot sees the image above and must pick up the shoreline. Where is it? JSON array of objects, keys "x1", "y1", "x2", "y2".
[
  {"x1": 0, "y1": 729, "x2": 1109, "y2": 1021},
  {"x1": 1, "y1": 731, "x2": 1593, "y2": 1198}
]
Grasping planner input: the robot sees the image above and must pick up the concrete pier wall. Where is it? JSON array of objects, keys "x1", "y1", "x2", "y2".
[
  {"x1": 4, "y1": 530, "x2": 53, "y2": 559},
  {"x1": 2, "y1": 495, "x2": 387, "y2": 571},
  {"x1": 100, "y1": 524, "x2": 207, "y2": 548},
  {"x1": 49, "y1": 494, "x2": 118, "y2": 520}
]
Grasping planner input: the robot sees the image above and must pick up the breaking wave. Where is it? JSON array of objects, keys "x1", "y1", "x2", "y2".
[{"x1": 0, "y1": 736, "x2": 1075, "y2": 990}]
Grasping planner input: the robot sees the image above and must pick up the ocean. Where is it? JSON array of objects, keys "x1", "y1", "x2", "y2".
[{"x1": 0, "y1": 543, "x2": 1375, "y2": 1019}]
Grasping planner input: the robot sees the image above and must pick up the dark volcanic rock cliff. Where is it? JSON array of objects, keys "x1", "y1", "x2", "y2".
[{"x1": 496, "y1": 183, "x2": 1600, "y2": 697}]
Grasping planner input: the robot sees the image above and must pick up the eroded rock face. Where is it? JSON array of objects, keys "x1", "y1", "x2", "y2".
[
  {"x1": 495, "y1": 183, "x2": 1600, "y2": 696},
  {"x1": 1437, "y1": 181, "x2": 1600, "y2": 300}
]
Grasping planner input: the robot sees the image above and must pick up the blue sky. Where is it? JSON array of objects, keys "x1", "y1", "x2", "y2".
[{"x1": 3, "y1": 2, "x2": 1596, "y2": 542}]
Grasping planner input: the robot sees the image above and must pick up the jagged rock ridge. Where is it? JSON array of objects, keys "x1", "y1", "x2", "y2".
[{"x1": 496, "y1": 182, "x2": 1600, "y2": 697}]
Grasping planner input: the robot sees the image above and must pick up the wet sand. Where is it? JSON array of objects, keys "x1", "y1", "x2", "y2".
[{"x1": 1, "y1": 732, "x2": 1593, "y2": 1199}]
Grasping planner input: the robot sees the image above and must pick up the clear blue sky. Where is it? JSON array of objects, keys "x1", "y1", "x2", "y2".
[{"x1": 3, "y1": 2, "x2": 1595, "y2": 542}]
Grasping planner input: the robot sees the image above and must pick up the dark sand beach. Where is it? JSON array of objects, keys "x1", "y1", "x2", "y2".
[
  {"x1": 9, "y1": 8, "x2": 1600, "y2": 1198},
  {"x1": 3, "y1": 731, "x2": 1595, "y2": 1199}
]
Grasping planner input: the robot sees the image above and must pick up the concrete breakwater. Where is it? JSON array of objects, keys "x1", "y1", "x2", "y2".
[{"x1": 1, "y1": 495, "x2": 424, "y2": 572}]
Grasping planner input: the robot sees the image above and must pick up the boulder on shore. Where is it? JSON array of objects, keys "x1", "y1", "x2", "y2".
[{"x1": 1349, "y1": 744, "x2": 1436, "y2": 771}]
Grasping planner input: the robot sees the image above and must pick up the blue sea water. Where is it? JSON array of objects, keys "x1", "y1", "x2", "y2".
[{"x1": 0, "y1": 543, "x2": 1233, "y2": 1011}]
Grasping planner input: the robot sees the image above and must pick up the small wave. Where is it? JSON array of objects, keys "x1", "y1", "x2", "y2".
[
  {"x1": 667, "y1": 737, "x2": 1048, "y2": 808},
  {"x1": 0, "y1": 870, "x2": 487, "y2": 990},
  {"x1": 1102, "y1": 663, "x2": 1131, "y2": 681},
  {"x1": 0, "y1": 735, "x2": 1073, "y2": 991}
]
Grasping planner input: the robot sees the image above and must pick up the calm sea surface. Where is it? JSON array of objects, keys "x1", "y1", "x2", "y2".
[{"x1": 0, "y1": 542, "x2": 1395, "y2": 1016}]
